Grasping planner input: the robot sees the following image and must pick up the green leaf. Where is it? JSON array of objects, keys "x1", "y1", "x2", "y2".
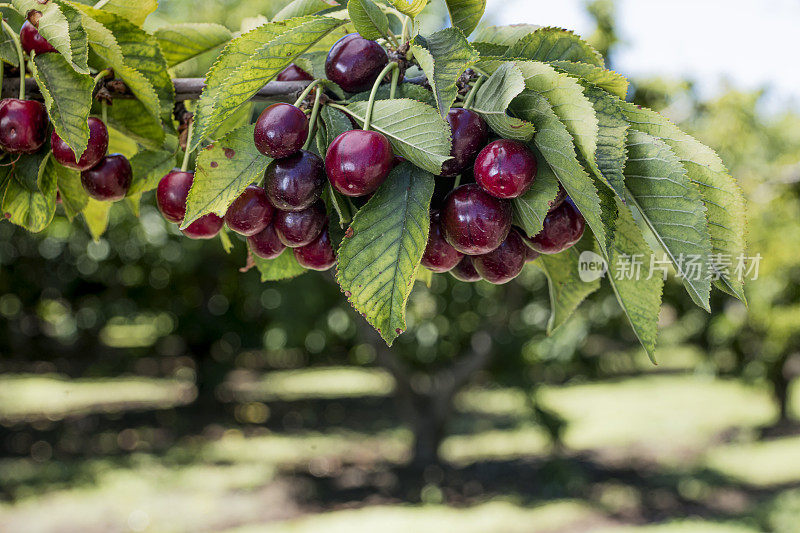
[
  {"x1": 0, "y1": 21, "x2": 20, "y2": 66},
  {"x1": 550, "y1": 60, "x2": 628, "y2": 100},
  {"x1": 100, "y1": 99, "x2": 165, "y2": 149},
  {"x1": 535, "y1": 249, "x2": 600, "y2": 334},
  {"x1": 411, "y1": 28, "x2": 479, "y2": 118},
  {"x1": 348, "y1": 0, "x2": 391, "y2": 41},
  {"x1": 182, "y1": 124, "x2": 271, "y2": 229},
  {"x1": 1, "y1": 153, "x2": 56, "y2": 232},
  {"x1": 274, "y1": 0, "x2": 341, "y2": 21},
  {"x1": 444, "y1": 0, "x2": 485, "y2": 37},
  {"x1": 387, "y1": 0, "x2": 428, "y2": 18},
  {"x1": 507, "y1": 27, "x2": 604, "y2": 67},
  {"x1": 470, "y1": 41, "x2": 508, "y2": 57},
  {"x1": 96, "y1": 0, "x2": 158, "y2": 27},
  {"x1": 81, "y1": 197, "x2": 111, "y2": 241},
  {"x1": 128, "y1": 137, "x2": 180, "y2": 196},
  {"x1": 342, "y1": 99, "x2": 452, "y2": 174},
  {"x1": 604, "y1": 201, "x2": 664, "y2": 363},
  {"x1": 336, "y1": 163, "x2": 434, "y2": 345},
  {"x1": 321, "y1": 105, "x2": 354, "y2": 146},
  {"x1": 347, "y1": 82, "x2": 436, "y2": 106},
  {"x1": 619, "y1": 101, "x2": 747, "y2": 303},
  {"x1": 624, "y1": 130, "x2": 712, "y2": 310},
  {"x1": 251, "y1": 248, "x2": 308, "y2": 281},
  {"x1": 13, "y1": 0, "x2": 89, "y2": 73},
  {"x1": 512, "y1": 147, "x2": 560, "y2": 237},
  {"x1": 193, "y1": 16, "x2": 346, "y2": 150},
  {"x1": 155, "y1": 23, "x2": 233, "y2": 68},
  {"x1": 54, "y1": 164, "x2": 88, "y2": 220},
  {"x1": 471, "y1": 62, "x2": 534, "y2": 141},
  {"x1": 584, "y1": 86, "x2": 628, "y2": 199},
  {"x1": 473, "y1": 24, "x2": 541, "y2": 48},
  {"x1": 30, "y1": 52, "x2": 93, "y2": 160}
]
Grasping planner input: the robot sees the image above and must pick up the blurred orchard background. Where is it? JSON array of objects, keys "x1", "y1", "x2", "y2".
[{"x1": 2, "y1": 1, "x2": 800, "y2": 532}]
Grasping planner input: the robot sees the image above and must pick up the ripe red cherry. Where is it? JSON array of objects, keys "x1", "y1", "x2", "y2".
[
  {"x1": 523, "y1": 199, "x2": 585, "y2": 254},
  {"x1": 442, "y1": 184, "x2": 512, "y2": 256},
  {"x1": 273, "y1": 201, "x2": 326, "y2": 248},
  {"x1": 421, "y1": 211, "x2": 463, "y2": 273},
  {"x1": 450, "y1": 256, "x2": 481, "y2": 282},
  {"x1": 157, "y1": 170, "x2": 193, "y2": 223},
  {"x1": 254, "y1": 103, "x2": 308, "y2": 159},
  {"x1": 474, "y1": 139, "x2": 538, "y2": 199},
  {"x1": 472, "y1": 231, "x2": 527, "y2": 284},
  {"x1": 248, "y1": 225, "x2": 286, "y2": 259},
  {"x1": 524, "y1": 243, "x2": 541, "y2": 263},
  {"x1": 0, "y1": 99, "x2": 48, "y2": 154},
  {"x1": 440, "y1": 108, "x2": 488, "y2": 177},
  {"x1": 20, "y1": 21, "x2": 57, "y2": 55},
  {"x1": 294, "y1": 227, "x2": 336, "y2": 271},
  {"x1": 224, "y1": 185, "x2": 274, "y2": 236},
  {"x1": 264, "y1": 150, "x2": 325, "y2": 211},
  {"x1": 182, "y1": 213, "x2": 224, "y2": 240},
  {"x1": 325, "y1": 33, "x2": 389, "y2": 93},
  {"x1": 325, "y1": 130, "x2": 393, "y2": 197},
  {"x1": 276, "y1": 63, "x2": 314, "y2": 82},
  {"x1": 80, "y1": 154, "x2": 132, "y2": 201},
  {"x1": 51, "y1": 118, "x2": 109, "y2": 171}
]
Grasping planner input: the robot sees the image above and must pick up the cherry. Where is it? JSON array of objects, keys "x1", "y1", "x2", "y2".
[
  {"x1": 248, "y1": 224, "x2": 286, "y2": 259},
  {"x1": 0, "y1": 99, "x2": 48, "y2": 154},
  {"x1": 157, "y1": 170, "x2": 194, "y2": 223},
  {"x1": 254, "y1": 103, "x2": 308, "y2": 159},
  {"x1": 523, "y1": 199, "x2": 585, "y2": 254},
  {"x1": 20, "y1": 21, "x2": 57, "y2": 56},
  {"x1": 276, "y1": 64, "x2": 314, "y2": 82},
  {"x1": 473, "y1": 231, "x2": 526, "y2": 284},
  {"x1": 325, "y1": 33, "x2": 389, "y2": 93},
  {"x1": 325, "y1": 130, "x2": 393, "y2": 197},
  {"x1": 264, "y1": 150, "x2": 325, "y2": 211},
  {"x1": 442, "y1": 184, "x2": 512, "y2": 256},
  {"x1": 182, "y1": 213, "x2": 224, "y2": 240},
  {"x1": 294, "y1": 227, "x2": 336, "y2": 271},
  {"x1": 440, "y1": 108, "x2": 488, "y2": 177},
  {"x1": 51, "y1": 117, "x2": 109, "y2": 171},
  {"x1": 80, "y1": 154, "x2": 132, "y2": 201},
  {"x1": 450, "y1": 256, "x2": 481, "y2": 283},
  {"x1": 474, "y1": 139, "x2": 538, "y2": 199},
  {"x1": 273, "y1": 201, "x2": 326, "y2": 248},
  {"x1": 524, "y1": 242, "x2": 541, "y2": 263},
  {"x1": 421, "y1": 211, "x2": 463, "y2": 273},
  {"x1": 224, "y1": 185, "x2": 274, "y2": 236}
]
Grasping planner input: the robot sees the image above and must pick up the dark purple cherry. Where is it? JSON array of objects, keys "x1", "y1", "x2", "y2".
[
  {"x1": 254, "y1": 103, "x2": 308, "y2": 159},
  {"x1": 474, "y1": 139, "x2": 538, "y2": 199},
  {"x1": 273, "y1": 201, "x2": 326, "y2": 248},
  {"x1": 0, "y1": 99, "x2": 48, "y2": 154},
  {"x1": 294, "y1": 227, "x2": 336, "y2": 271},
  {"x1": 264, "y1": 150, "x2": 325, "y2": 211},
  {"x1": 224, "y1": 185, "x2": 274, "y2": 236},
  {"x1": 20, "y1": 21, "x2": 57, "y2": 56},
  {"x1": 51, "y1": 117, "x2": 109, "y2": 171},
  {"x1": 440, "y1": 108, "x2": 488, "y2": 177},
  {"x1": 473, "y1": 231, "x2": 526, "y2": 284},
  {"x1": 325, "y1": 129, "x2": 393, "y2": 197},
  {"x1": 524, "y1": 242, "x2": 541, "y2": 263},
  {"x1": 325, "y1": 33, "x2": 389, "y2": 93},
  {"x1": 80, "y1": 154, "x2": 132, "y2": 201},
  {"x1": 157, "y1": 170, "x2": 193, "y2": 223},
  {"x1": 248, "y1": 225, "x2": 286, "y2": 259},
  {"x1": 523, "y1": 199, "x2": 585, "y2": 254},
  {"x1": 442, "y1": 184, "x2": 512, "y2": 256},
  {"x1": 450, "y1": 256, "x2": 481, "y2": 282},
  {"x1": 276, "y1": 64, "x2": 314, "y2": 82},
  {"x1": 421, "y1": 211, "x2": 463, "y2": 273},
  {"x1": 182, "y1": 213, "x2": 224, "y2": 240}
]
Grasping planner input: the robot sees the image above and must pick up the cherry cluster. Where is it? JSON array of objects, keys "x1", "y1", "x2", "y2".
[{"x1": 1, "y1": 23, "x2": 131, "y2": 202}]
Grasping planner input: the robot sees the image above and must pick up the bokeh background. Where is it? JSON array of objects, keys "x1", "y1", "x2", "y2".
[{"x1": 2, "y1": 1, "x2": 800, "y2": 532}]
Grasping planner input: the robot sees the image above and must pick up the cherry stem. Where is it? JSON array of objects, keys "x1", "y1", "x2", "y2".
[
  {"x1": 181, "y1": 118, "x2": 195, "y2": 172},
  {"x1": 462, "y1": 76, "x2": 486, "y2": 110},
  {"x1": 389, "y1": 65, "x2": 400, "y2": 99},
  {"x1": 1, "y1": 19, "x2": 25, "y2": 100},
  {"x1": 303, "y1": 86, "x2": 323, "y2": 150},
  {"x1": 401, "y1": 16, "x2": 411, "y2": 45},
  {"x1": 364, "y1": 62, "x2": 399, "y2": 131},
  {"x1": 293, "y1": 79, "x2": 322, "y2": 108},
  {"x1": 93, "y1": 69, "x2": 112, "y2": 87}
]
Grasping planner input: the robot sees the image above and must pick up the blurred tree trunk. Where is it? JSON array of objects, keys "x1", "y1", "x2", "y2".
[{"x1": 768, "y1": 352, "x2": 792, "y2": 424}]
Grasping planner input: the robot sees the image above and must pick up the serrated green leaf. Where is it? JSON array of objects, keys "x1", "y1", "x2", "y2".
[
  {"x1": 336, "y1": 163, "x2": 434, "y2": 345},
  {"x1": 0, "y1": 18, "x2": 20, "y2": 66},
  {"x1": 584, "y1": 86, "x2": 627, "y2": 199},
  {"x1": 193, "y1": 16, "x2": 346, "y2": 150},
  {"x1": 512, "y1": 147, "x2": 560, "y2": 237},
  {"x1": 342, "y1": 99, "x2": 452, "y2": 174},
  {"x1": 128, "y1": 137, "x2": 180, "y2": 196},
  {"x1": 348, "y1": 0, "x2": 391, "y2": 41},
  {"x1": 444, "y1": 0, "x2": 485, "y2": 37},
  {"x1": 1, "y1": 153, "x2": 56, "y2": 232},
  {"x1": 535, "y1": 248, "x2": 600, "y2": 334},
  {"x1": 550, "y1": 60, "x2": 628, "y2": 100},
  {"x1": 411, "y1": 28, "x2": 478, "y2": 118},
  {"x1": 619, "y1": 100, "x2": 747, "y2": 303},
  {"x1": 251, "y1": 248, "x2": 308, "y2": 281},
  {"x1": 507, "y1": 27, "x2": 604, "y2": 67},
  {"x1": 624, "y1": 130, "x2": 712, "y2": 310},
  {"x1": 274, "y1": 0, "x2": 341, "y2": 21},
  {"x1": 81, "y1": 197, "x2": 111, "y2": 241},
  {"x1": 387, "y1": 0, "x2": 428, "y2": 18},
  {"x1": 30, "y1": 52, "x2": 93, "y2": 159},
  {"x1": 96, "y1": 0, "x2": 157, "y2": 27},
  {"x1": 100, "y1": 99, "x2": 164, "y2": 150},
  {"x1": 321, "y1": 105, "x2": 353, "y2": 146},
  {"x1": 155, "y1": 23, "x2": 233, "y2": 68},
  {"x1": 470, "y1": 41, "x2": 508, "y2": 57},
  {"x1": 54, "y1": 164, "x2": 87, "y2": 220},
  {"x1": 182, "y1": 124, "x2": 271, "y2": 229},
  {"x1": 473, "y1": 24, "x2": 541, "y2": 48},
  {"x1": 471, "y1": 62, "x2": 534, "y2": 141},
  {"x1": 13, "y1": 0, "x2": 89, "y2": 73}
]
